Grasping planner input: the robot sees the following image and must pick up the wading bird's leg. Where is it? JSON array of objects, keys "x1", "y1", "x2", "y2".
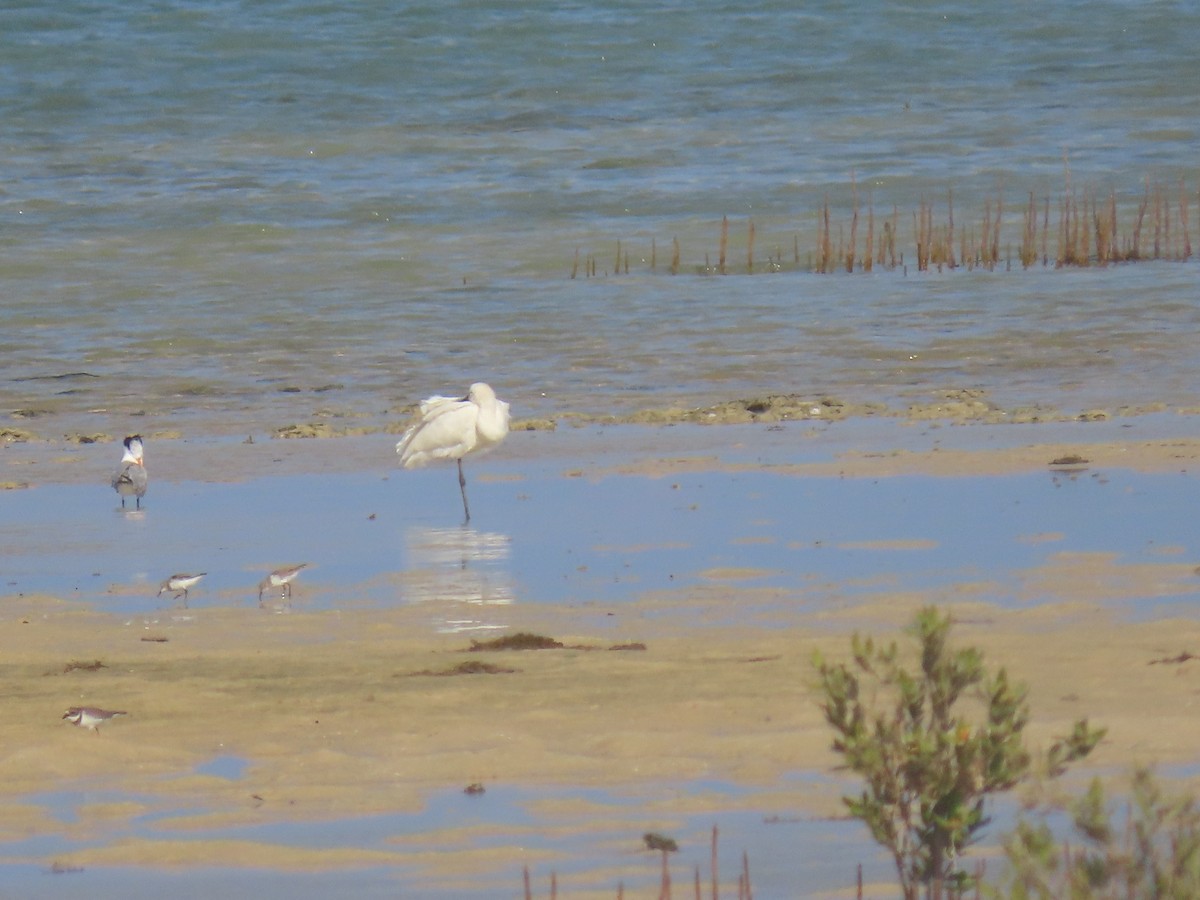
[{"x1": 458, "y1": 458, "x2": 471, "y2": 524}]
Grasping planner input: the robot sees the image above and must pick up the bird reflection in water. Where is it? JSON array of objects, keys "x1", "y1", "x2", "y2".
[{"x1": 400, "y1": 525, "x2": 514, "y2": 633}]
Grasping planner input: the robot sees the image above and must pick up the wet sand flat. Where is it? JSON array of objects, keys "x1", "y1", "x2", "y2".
[
  {"x1": 8, "y1": 595, "x2": 1200, "y2": 860},
  {"x1": 3, "y1": 420, "x2": 1200, "y2": 896}
]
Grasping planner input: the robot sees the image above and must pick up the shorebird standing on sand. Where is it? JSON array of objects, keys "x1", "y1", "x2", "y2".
[
  {"x1": 395, "y1": 382, "x2": 510, "y2": 523},
  {"x1": 158, "y1": 573, "x2": 206, "y2": 607},
  {"x1": 63, "y1": 706, "x2": 127, "y2": 734},
  {"x1": 258, "y1": 563, "x2": 309, "y2": 606},
  {"x1": 112, "y1": 435, "x2": 148, "y2": 509}
]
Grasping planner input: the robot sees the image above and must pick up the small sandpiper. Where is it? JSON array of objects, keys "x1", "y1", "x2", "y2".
[
  {"x1": 258, "y1": 563, "x2": 309, "y2": 606},
  {"x1": 157, "y1": 572, "x2": 206, "y2": 607},
  {"x1": 63, "y1": 706, "x2": 128, "y2": 734},
  {"x1": 111, "y1": 435, "x2": 148, "y2": 509}
]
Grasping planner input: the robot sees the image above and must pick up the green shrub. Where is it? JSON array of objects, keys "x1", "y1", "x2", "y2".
[
  {"x1": 995, "y1": 766, "x2": 1200, "y2": 899},
  {"x1": 813, "y1": 606, "x2": 1104, "y2": 899}
]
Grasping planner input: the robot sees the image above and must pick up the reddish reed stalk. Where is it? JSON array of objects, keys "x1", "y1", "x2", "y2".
[
  {"x1": 1020, "y1": 191, "x2": 1037, "y2": 268},
  {"x1": 864, "y1": 191, "x2": 875, "y2": 272},
  {"x1": 718, "y1": 215, "x2": 728, "y2": 275},
  {"x1": 1080, "y1": 190, "x2": 1091, "y2": 264},
  {"x1": 1131, "y1": 177, "x2": 1149, "y2": 259},
  {"x1": 990, "y1": 191, "x2": 1003, "y2": 267},
  {"x1": 568, "y1": 174, "x2": 1191, "y2": 277},
  {"x1": 914, "y1": 201, "x2": 932, "y2": 271},
  {"x1": 711, "y1": 825, "x2": 719, "y2": 900},
  {"x1": 819, "y1": 198, "x2": 832, "y2": 273},
  {"x1": 890, "y1": 205, "x2": 899, "y2": 268},
  {"x1": 736, "y1": 865, "x2": 753, "y2": 900},
  {"x1": 1181, "y1": 177, "x2": 1192, "y2": 259},
  {"x1": 946, "y1": 187, "x2": 956, "y2": 268},
  {"x1": 1108, "y1": 191, "x2": 1118, "y2": 261},
  {"x1": 1153, "y1": 181, "x2": 1164, "y2": 258},
  {"x1": 847, "y1": 174, "x2": 859, "y2": 272}
]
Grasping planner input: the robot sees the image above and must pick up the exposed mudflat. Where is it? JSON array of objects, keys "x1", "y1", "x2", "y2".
[{"x1": 3, "y1": 416, "x2": 1200, "y2": 897}]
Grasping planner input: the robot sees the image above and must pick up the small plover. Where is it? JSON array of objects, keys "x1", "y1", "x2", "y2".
[
  {"x1": 111, "y1": 435, "x2": 148, "y2": 509},
  {"x1": 63, "y1": 706, "x2": 128, "y2": 734},
  {"x1": 395, "y1": 382, "x2": 510, "y2": 523},
  {"x1": 157, "y1": 572, "x2": 206, "y2": 607},
  {"x1": 258, "y1": 563, "x2": 309, "y2": 606}
]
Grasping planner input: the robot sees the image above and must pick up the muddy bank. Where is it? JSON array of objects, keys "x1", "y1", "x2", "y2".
[
  {"x1": 5, "y1": 402, "x2": 1200, "y2": 494},
  {"x1": 5, "y1": 387, "x2": 1200, "y2": 452}
]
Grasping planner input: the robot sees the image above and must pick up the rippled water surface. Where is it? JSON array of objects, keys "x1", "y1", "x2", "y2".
[
  {"x1": 3, "y1": 0, "x2": 1199, "y2": 437},
  {"x1": 4, "y1": 3, "x2": 1200, "y2": 896}
]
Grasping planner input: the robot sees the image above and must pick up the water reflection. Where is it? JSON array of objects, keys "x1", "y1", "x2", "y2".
[{"x1": 399, "y1": 526, "x2": 514, "y2": 633}]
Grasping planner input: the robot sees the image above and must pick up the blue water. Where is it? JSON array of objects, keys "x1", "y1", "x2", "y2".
[
  {"x1": 6, "y1": 777, "x2": 890, "y2": 899},
  {"x1": 2, "y1": 0, "x2": 1199, "y2": 438},
  {"x1": 4, "y1": 5, "x2": 1200, "y2": 896},
  {"x1": 3, "y1": 436, "x2": 1199, "y2": 626}
]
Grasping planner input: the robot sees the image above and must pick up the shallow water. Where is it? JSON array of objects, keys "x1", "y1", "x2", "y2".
[
  {"x1": 4, "y1": 429, "x2": 1199, "y2": 627},
  {"x1": 3, "y1": 1, "x2": 1200, "y2": 438},
  {"x1": 4, "y1": 2, "x2": 1200, "y2": 894},
  {"x1": 2, "y1": 777, "x2": 891, "y2": 899}
]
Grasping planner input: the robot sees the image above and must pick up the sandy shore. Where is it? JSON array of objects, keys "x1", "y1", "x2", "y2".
[
  {"x1": 8, "y1": 594, "x2": 1200, "y2": 853},
  {"x1": 3, "y1": 417, "x2": 1200, "y2": 895}
]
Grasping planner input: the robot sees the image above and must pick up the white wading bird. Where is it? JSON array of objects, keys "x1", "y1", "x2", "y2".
[
  {"x1": 112, "y1": 434, "x2": 148, "y2": 509},
  {"x1": 395, "y1": 382, "x2": 510, "y2": 523}
]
